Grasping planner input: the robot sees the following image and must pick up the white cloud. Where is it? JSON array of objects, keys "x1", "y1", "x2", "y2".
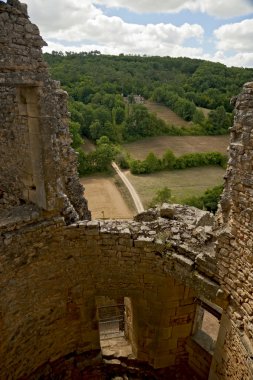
[
  {"x1": 214, "y1": 19, "x2": 253, "y2": 52},
  {"x1": 201, "y1": 0, "x2": 253, "y2": 18},
  {"x1": 25, "y1": 0, "x2": 204, "y2": 58},
  {"x1": 208, "y1": 18, "x2": 253, "y2": 67},
  {"x1": 211, "y1": 51, "x2": 253, "y2": 68},
  {"x1": 23, "y1": 0, "x2": 253, "y2": 68},
  {"x1": 25, "y1": 0, "x2": 101, "y2": 34},
  {"x1": 94, "y1": 0, "x2": 253, "y2": 19}
]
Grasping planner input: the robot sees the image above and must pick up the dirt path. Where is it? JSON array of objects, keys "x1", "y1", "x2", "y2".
[
  {"x1": 80, "y1": 175, "x2": 134, "y2": 220},
  {"x1": 112, "y1": 162, "x2": 144, "y2": 213}
]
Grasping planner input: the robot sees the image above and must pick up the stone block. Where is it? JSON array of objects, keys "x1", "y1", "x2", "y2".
[{"x1": 172, "y1": 323, "x2": 193, "y2": 338}]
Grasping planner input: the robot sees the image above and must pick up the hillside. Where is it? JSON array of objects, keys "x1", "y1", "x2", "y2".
[
  {"x1": 44, "y1": 53, "x2": 253, "y2": 146},
  {"x1": 44, "y1": 53, "x2": 253, "y2": 113},
  {"x1": 144, "y1": 100, "x2": 190, "y2": 127}
]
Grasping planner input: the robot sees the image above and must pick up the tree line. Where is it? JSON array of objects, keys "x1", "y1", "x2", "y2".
[{"x1": 118, "y1": 150, "x2": 227, "y2": 175}]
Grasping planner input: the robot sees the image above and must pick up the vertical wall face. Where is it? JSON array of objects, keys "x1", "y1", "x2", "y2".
[
  {"x1": 210, "y1": 82, "x2": 253, "y2": 379},
  {"x1": 0, "y1": 213, "x2": 224, "y2": 379},
  {"x1": 0, "y1": 0, "x2": 90, "y2": 220},
  {"x1": 16, "y1": 86, "x2": 47, "y2": 208}
]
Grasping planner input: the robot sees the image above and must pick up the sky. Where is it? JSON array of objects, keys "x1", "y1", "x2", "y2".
[{"x1": 22, "y1": 0, "x2": 253, "y2": 67}]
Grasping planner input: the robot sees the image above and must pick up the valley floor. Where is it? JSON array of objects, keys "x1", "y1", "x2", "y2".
[{"x1": 80, "y1": 174, "x2": 134, "y2": 220}]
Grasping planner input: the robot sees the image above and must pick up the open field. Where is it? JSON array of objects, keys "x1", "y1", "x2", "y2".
[
  {"x1": 124, "y1": 135, "x2": 229, "y2": 160},
  {"x1": 144, "y1": 100, "x2": 190, "y2": 127},
  {"x1": 125, "y1": 166, "x2": 225, "y2": 209},
  {"x1": 80, "y1": 174, "x2": 134, "y2": 219}
]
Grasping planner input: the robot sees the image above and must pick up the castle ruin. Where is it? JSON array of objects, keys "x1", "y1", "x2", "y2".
[{"x1": 1, "y1": 1, "x2": 253, "y2": 378}]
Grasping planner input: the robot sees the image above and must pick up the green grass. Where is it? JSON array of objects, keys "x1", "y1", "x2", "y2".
[
  {"x1": 125, "y1": 166, "x2": 225, "y2": 209},
  {"x1": 144, "y1": 100, "x2": 190, "y2": 127},
  {"x1": 123, "y1": 135, "x2": 229, "y2": 160}
]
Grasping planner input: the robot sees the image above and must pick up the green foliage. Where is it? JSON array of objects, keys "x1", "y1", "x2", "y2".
[
  {"x1": 115, "y1": 151, "x2": 130, "y2": 169},
  {"x1": 122, "y1": 104, "x2": 168, "y2": 141},
  {"x1": 149, "y1": 187, "x2": 172, "y2": 207},
  {"x1": 204, "y1": 106, "x2": 233, "y2": 135},
  {"x1": 174, "y1": 98, "x2": 196, "y2": 121},
  {"x1": 192, "y1": 109, "x2": 205, "y2": 125},
  {"x1": 69, "y1": 121, "x2": 83, "y2": 149},
  {"x1": 129, "y1": 150, "x2": 227, "y2": 174},
  {"x1": 78, "y1": 136, "x2": 117, "y2": 175},
  {"x1": 182, "y1": 185, "x2": 223, "y2": 213},
  {"x1": 173, "y1": 152, "x2": 228, "y2": 170},
  {"x1": 152, "y1": 87, "x2": 197, "y2": 122},
  {"x1": 162, "y1": 149, "x2": 176, "y2": 169},
  {"x1": 44, "y1": 52, "x2": 253, "y2": 142}
]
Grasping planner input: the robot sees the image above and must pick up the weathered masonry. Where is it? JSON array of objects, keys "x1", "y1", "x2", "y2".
[{"x1": 0, "y1": 1, "x2": 253, "y2": 379}]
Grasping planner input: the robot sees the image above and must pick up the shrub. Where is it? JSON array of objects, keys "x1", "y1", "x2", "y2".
[
  {"x1": 182, "y1": 185, "x2": 223, "y2": 213},
  {"x1": 129, "y1": 151, "x2": 227, "y2": 174},
  {"x1": 149, "y1": 187, "x2": 173, "y2": 207}
]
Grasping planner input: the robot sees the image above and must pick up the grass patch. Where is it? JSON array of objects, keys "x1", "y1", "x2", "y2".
[
  {"x1": 125, "y1": 166, "x2": 225, "y2": 209},
  {"x1": 123, "y1": 135, "x2": 229, "y2": 160},
  {"x1": 144, "y1": 100, "x2": 190, "y2": 127}
]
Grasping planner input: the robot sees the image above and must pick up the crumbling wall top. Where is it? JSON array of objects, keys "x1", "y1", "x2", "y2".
[
  {"x1": 0, "y1": 0, "x2": 91, "y2": 221},
  {"x1": 0, "y1": 0, "x2": 47, "y2": 75}
]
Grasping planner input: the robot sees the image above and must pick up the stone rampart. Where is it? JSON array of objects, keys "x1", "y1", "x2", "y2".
[
  {"x1": 0, "y1": 204, "x2": 224, "y2": 378},
  {"x1": 209, "y1": 82, "x2": 253, "y2": 379},
  {"x1": 1, "y1": 0, "x2": 253, "y2": 379},
  {"x1": 0, "y1": 0, "x2": 90, "y2": 221}
]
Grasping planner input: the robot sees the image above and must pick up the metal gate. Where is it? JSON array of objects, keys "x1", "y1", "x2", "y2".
[{"x1": 98, "y1": 303, "x2": 125, "y2": 340}]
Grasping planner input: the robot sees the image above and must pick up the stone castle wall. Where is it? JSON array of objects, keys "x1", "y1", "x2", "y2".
[
  {"x1": 209, "y1": 82, "x2": 253, "y2": 379},
  {"x1": 1, "y1": 0, "x2": 253, "y2": 379},
  {"x1": 0, "y1": 0, "x2": 90, "y2": 221},
  {"x1": 0, "y1": 205, "x2": 223, "y2": 379}
]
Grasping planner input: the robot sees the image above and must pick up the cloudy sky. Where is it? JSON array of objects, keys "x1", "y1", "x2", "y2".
[{"x1": 23, "y1": 0, "x2": 253, "y2": 67}]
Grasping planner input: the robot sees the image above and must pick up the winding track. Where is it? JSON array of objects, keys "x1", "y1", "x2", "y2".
[{"x1": 112, "y1": 162, "x2": 144, "y2": 214}]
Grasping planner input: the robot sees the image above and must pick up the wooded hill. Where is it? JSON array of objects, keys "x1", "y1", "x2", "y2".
[{"x1": 44, "y1": 52, "x2": 253, "y2": 143}]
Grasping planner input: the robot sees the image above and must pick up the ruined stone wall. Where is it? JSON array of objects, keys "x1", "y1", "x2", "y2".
[
  {"x1": 187, "y1": 338, "x2": 212, "y2": 379},
  {"x1": 210, "y1": 314, "x2": 253, "y2": 380},
  {"x1": 0, "y1": 0, "x2": 90, "y2": 220},
  {"x1": 2, "y1": 1, "x2": 253, "y2": 379},
  {"x1": 0, "y1": 206, "x2": 223, "y2": 379},
  {"x1": 210, "y1": 82, "x2": 253, "y2": 379}
]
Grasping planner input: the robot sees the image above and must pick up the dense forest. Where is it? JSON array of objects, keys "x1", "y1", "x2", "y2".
[{"x1": 44, "y1": 52, "x2": 253, "y2": 145}]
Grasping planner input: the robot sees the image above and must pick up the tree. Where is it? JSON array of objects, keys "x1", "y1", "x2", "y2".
[
  {"x1": 162, "y1": 149, "x2": 176, "y2": 169},
  {"x1": 112, "y1": 106, "x2": 125, "y2": 125},
  {"x1": 69, "y1": 121, "x2": 82, "y2": 149},
  {"x1": 77, "y1": 136, "x2": 117, "y2": 174},
  {"x1": 192, "y1": 109, "x2": 205, "y2": 125},
  {"x1": 89, "y1": 120, "x2": 102, "y2": 141},
  {"x1": 206, "y1": 106, "x2": 232, "y2": 135},
  {"x1": 144, "y1": 152, "x2": 161, "y2": 173},
  {"x1": 94, "y1": 139, "x2": 116, "y2": 171},
  {"x1": 183, "y1": 185, "x2": 223, "y2": 213},
  {"x1": 149, "y1": 187, "x2": 172, "y2": 207}
]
